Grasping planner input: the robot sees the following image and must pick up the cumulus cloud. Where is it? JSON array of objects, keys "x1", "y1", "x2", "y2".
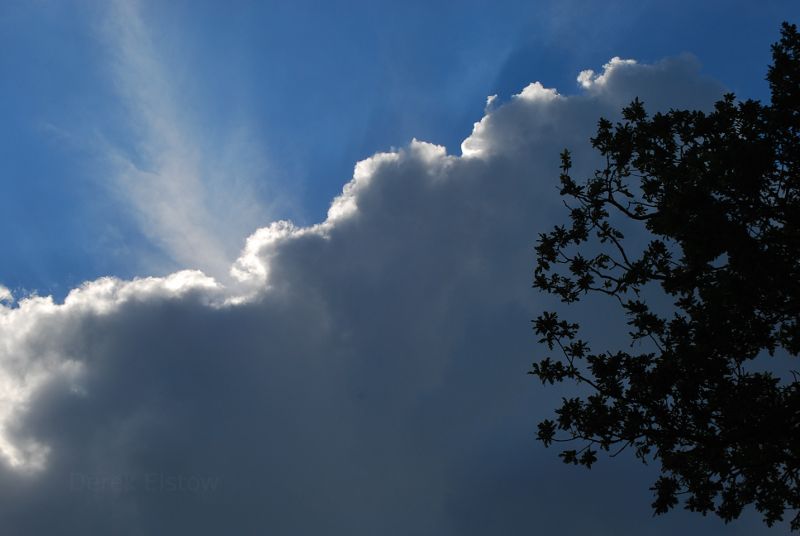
[
  {"x1": 0, "y1": 286, "x2": 12, "y2": 304},
  {"x1": 577, "y1": 56, "x2": 638, "y2": 88},
  {"x1": 1, "y1": 56, "x2": 768, "y2": 535}
]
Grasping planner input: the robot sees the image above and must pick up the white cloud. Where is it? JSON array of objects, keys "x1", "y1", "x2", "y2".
[
  {"x1": 515, "y1": 81, "x2": 561, "y2": 101},
  {"x1": 577, "y1": 56, "x2": 637, "y2": 88},
  {"x1": 0, "y1": 55, "x2": 749, "y2": 535},
  {"x1": 0, "y1": 286, "x2": 12, "y2": 304}
]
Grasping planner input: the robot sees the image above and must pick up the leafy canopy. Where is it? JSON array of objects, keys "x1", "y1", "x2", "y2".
[{"x1": 531, "y1": 22, "x2": 800, "y2": 530}]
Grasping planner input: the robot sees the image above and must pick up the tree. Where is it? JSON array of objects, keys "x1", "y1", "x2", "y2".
[{"x1": 531, "y1": 23, "x2": 800, "y2": 530}]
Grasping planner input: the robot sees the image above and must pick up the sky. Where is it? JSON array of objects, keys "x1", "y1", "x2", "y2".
[{"x1": 0, "y1": 1, "x2": 798, "y2": 534}]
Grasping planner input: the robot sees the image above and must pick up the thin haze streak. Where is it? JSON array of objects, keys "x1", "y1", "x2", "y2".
[{"x1": 101, "y1": 0, "x2": 271, "y2": 279}]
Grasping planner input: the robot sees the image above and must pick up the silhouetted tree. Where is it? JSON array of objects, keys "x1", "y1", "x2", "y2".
[{"x1": 531, "y1": 23, "x2": 800, "y2": 530}]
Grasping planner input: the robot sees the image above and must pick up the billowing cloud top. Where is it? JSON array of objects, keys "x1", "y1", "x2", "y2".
[{"x1": 0, "y1": 57, "x2": 765, "y2": 535}]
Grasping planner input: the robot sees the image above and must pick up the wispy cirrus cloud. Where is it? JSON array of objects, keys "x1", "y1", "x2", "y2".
[{"x1": 99, "y1": 0, "x2": 280, "y2": 279}]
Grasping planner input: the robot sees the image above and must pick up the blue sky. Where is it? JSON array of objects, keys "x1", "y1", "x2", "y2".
[
  {"x1": 0, "y1": 2, "x2": 799, "y2": 534},
  {"x1": 1, "y1": 0, "x2": 796, "y2": 297}
]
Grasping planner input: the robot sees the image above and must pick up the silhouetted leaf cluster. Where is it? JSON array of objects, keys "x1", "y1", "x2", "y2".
[{"x1": 531, "y1": 22, "x2": 800, "y2": 530}]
